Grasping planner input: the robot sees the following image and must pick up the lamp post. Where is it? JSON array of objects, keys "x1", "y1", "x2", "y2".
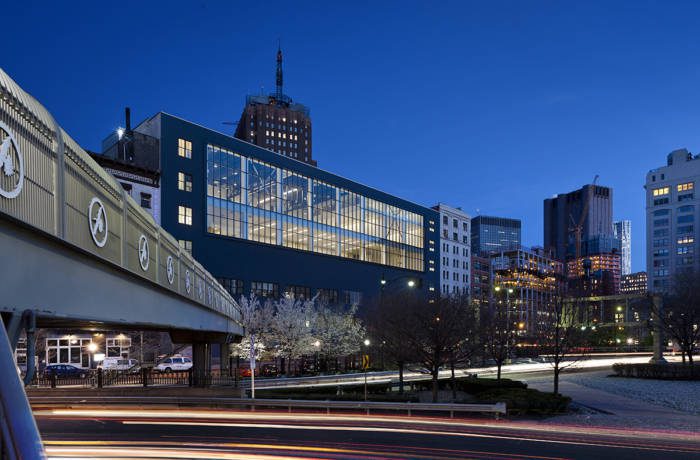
[
  {"x1": 363, "y1": 338, "x2": 370, "y2": 401},
  {"x1": 313, "y1": 340, "x2": 320, "y2": 375}
]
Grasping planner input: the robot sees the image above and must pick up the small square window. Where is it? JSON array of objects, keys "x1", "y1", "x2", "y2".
[
  {"x1": 178, "y1": 139, "x2": 192, "y2": 159},
  {"x1": 178, "y1": 172, "x2": 193, "y2": 192},
  {"x1": 178, "y1": 206, "x2": 192, "y2": 226}
]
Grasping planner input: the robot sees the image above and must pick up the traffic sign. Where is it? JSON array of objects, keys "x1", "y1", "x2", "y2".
[{"x1": 362, "y1": 354, "x2": 370, "y2": 370}]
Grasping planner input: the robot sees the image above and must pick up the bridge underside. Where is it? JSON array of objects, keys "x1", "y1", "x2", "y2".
[{"x1": 0, "y1": 217, "x2": 243, "y2": 344}]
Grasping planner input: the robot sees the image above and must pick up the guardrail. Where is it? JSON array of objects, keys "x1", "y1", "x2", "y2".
[{"x1": 29, "y1": 395, "x2": 507, "y2": 419}]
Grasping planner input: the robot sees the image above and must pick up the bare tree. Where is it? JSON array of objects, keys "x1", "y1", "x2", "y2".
[
  {"x1": 402, "y1": 295, "x2": 477, "y2": 402},
  {"x1": 479, "y1": 301, "x2": 518, "y2": 381},
  {"x1": 366, "y1": 293, "x2": 417, "y2": 394},
  {"x1": 651, "y1": 270, "x2": 700, "y2": 365},
  {"x1": 536, "y1": 296, "x2": 588, "y2": 395}
]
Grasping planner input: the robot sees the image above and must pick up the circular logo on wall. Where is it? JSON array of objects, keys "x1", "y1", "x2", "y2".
[
  {"x1": 166, "y1": 256, "x2": 175, "y2": 284},
  {"x1": 185, "y1": 269, "x2": 192, "y2": 294},
  {"x1": 88, "y1": 197, "x2": 108, "y2": 247},
  {"x1": 0, "y1": 121, "x2": 24, "y2": 199},
  {"x1": 198, "y1": 278, "x2": 204, "y2": 300},
  {"x1": 138, "y1": 234, "x2": 150, "y2": 271}
]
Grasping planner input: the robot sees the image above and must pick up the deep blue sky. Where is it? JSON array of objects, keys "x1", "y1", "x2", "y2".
[{"x1": 6, "y1": 1, "x2": 700, "y2": 272}]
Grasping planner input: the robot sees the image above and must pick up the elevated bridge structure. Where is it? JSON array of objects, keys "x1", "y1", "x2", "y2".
[{"x1": 0, "y1": 68, "x2": 244, "y2": 458}]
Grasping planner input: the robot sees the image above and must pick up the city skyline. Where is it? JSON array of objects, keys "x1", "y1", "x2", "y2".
[{"x1": 7, "y1": 2, "x2": 700, "y2": 272}]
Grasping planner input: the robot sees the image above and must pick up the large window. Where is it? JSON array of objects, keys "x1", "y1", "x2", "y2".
[
  {"x1": 652, "y1": 187, "x2": 669, "y2": 196},
  {"x1": 178, "y1": 172, "x2": 192, "y2": 192},
  {"x1": 204, "y1": 143, "x2": 425, "y2": 271}
]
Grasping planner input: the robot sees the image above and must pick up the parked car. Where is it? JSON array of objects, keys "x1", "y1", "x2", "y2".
[
  {"x1": 155, "y1": 356, "x2": 192, "y2": 372},
  {"x1": 43, "y1": 364, "x2": 88, "y2": 379},
  {"x1": 260, "y1": 363, "x2": 279, "y2": 377}
]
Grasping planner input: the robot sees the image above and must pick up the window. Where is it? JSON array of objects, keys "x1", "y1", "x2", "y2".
[
  {"x1": 318, "y1": 289, "x2": 339, "y2": 305},
  {"x1": 678, "y1": 225, "x2": 694, "y2": 234},
  {"x1": 652, "y1": 186, "x2": 670, "y2": 196},
  {"x1": 178, "y1": 138, "x2": 192, "y2": 159},
  {"x1": 120, "y1": 182, "x2": 132, "y2": 195},
  {"x1": 140, "y1": 193, "x2": 151, "y2": 209},
  {"x1": 178, "y1": 239, "x2": 192, "y2": 254},
  {"x1": 653, "y1": 229, "x2": 669, "y2": 237},
  {"x1": 654, "y1": 198, "x2": 670, "y2": 205},
  {"x1": 217, "y1": 278, "x2": 243, "y2": 298},
  {"x1": 653, "y1": 209, "x2": 670, "y2": 216},
  {"x1": 251, "y1": 281, "x2": 279, "y2": 299},
  {"x1": 653, "y1": 248, "x2": 669, "y2": 257},
  {"x1": 463, "y1": 236, "x2": 468, "y2": 244},
  {"x1": 678, "y1": 236, "x2": 694, "y2": 244},
  {"x1": 653, "y1": 218, "x2": 669, "y2": 227},
  {"x1": 677, "y1": 246, "x2": 694, "y2": 255},
  {"x1": 678, "y1": 205, "x2": 694, "y2": 213},
  {"x1": 286, "y1": 285, "x2": 311, "y2": 300},
  {"x1": 453, "y1": 232, "x2": 458, "y2": 241},
  {"x1": 452, "y1": 219, "x2": 458, "y2": 228},
  {"x1": 677, "y1": 182, "x2": 694, "y2": 192},
  {"x1": 178, "y1": 206, "x2": 192, "y2": 225},
  {"x1": 678, "y1": 193, "x2": 694, "y2": 202},
  {"x1": 178, "y1": 172, "x2": 193, "y2": 192},
  {"x1": 678, "y1": 214, "x2": 694, "y2": 224},
  {"x1": 106, "y1": 337, "x2": 131, "y2": 358},
  {"x1": 462, "y1": 222, "x2": 468, "y2": 232}
]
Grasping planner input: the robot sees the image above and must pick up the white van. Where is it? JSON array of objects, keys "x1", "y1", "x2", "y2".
[
  {"x1": 155, "y1": 356, "x2": 192, "y2": 372},
  {"x1": 100, "y1": 357, "x2": 138, "y2": 372}
]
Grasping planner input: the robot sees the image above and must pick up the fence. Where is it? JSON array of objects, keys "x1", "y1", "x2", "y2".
[{"x1": 28, "y1": 368, "x2": 238, "y2": 389}]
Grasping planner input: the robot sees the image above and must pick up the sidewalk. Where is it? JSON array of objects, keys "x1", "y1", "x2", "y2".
[{"x1": 526, "y1": 372, "x2": 700, "y2": 431}]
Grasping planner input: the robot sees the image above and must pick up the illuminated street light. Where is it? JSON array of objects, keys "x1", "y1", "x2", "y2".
[
  {"x1": 407, "y1": 280, "x2": 416, "y2": 287},
  {"x1": 87, "y1": 342, "x2": 98, "y2": 353},
  {"x1": 364, "y1": 339, "x2": 370, "y2": 347},
  {"x1": 313, "y1": 340, "x2": 320, "y2": 348},
  {"x1": 116, "y1": 127, "x2": 125, "y2": 139},
  {"x1": 626, "y1": 337, "x2": 634, "y2": 345},
  {"x1": 507, "y1": 288, "x2": 514, "y2": 294},
  {"x1": 494, "y1": 286, "x2": 501, "y2": 292}
]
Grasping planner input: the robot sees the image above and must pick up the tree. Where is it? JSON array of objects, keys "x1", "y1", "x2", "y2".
[
  {"x1": 270, "y1": 295, "x2": 316, "y2": 375},
  {"x1": 233, "y1": 294, "x2": 274, "y2": 360},
  {"x1": 652, "y1": 270, "x2": 700, "y2": 365},
  {"x1": 366, "y1": 293, "x2": 417, "y2": 394},
  {"x1": 536, "y1": 296, "x2": 588, "y2": 395},
  {"x1": 479, "y1": 300, "x2": 518, "y2": 381},
  {"x1": 401, "y1": 295, "x2": 477, "y2": 402},
  {"x1": 314, "y1": 302, "x2": 365, "y2": 372}
]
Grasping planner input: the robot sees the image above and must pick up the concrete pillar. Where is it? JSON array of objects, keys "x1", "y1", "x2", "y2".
[
  {"x1": 649, "y1": 295, "x2": 667, "y2": 364},
  {"x1": 192, "y1": 342, "x2": 211, "y2": 387},
  {"x1": 220, "y1": 343, "x2": 232, "y2": 377}
]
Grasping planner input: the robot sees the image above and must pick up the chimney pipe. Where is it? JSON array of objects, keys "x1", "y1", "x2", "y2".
[{"x1": 125, "y1": 107, "x2": 131, "y2": 132}]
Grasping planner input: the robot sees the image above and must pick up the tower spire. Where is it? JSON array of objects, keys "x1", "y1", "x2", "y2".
[{"x1": 275, "y1": 42, "x2": 283, "y2": 98}]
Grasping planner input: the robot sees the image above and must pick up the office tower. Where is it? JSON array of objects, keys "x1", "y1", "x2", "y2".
[
  {"x1": 471, "y1": 216, "x2": 521, "y2": 256},
  {"x1": 614, "y1": 220, "x2": 632, "y2": 275},
  {"x1": 646, "y1": 148, "x2": 700, "y2": 292},
  {"x1": 235, "y1": 47, "x2": 315, "y2": 166}
]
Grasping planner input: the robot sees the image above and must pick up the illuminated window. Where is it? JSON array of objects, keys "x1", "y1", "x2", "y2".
[
  {"x1": 178, "y1": 139, "x2": 192, "y2": 159},
  {"x1": 178, "y1": 206, "x2": 192, "y2": 226},
  {"x1": 677, "y1": 182, "x2": 694, "y2": 192},
  {"x1": 678, "y1": 236, "x2": 694, "y2": 244},
  {"x1": 652, "y1": 187, "x2": 670, "y2": 196},
  {"x1": 178, "y1": 172, "x2": 192, "y2": 192}
]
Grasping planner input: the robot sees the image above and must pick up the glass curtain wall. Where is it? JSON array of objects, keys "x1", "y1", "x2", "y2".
[{"x1": 206, "y1": 144, "x2": 424, "y2": 271}]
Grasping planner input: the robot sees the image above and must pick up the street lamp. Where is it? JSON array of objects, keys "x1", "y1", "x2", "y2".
[
  {"x1": 313, "y1": 340, "x2": 321, "y2": 375},
  {"x1": 362, "y1": 338, "x2": 371, "y2": 401},
  {"x1": 364, "y1": 339, "x2": 370, "y2": 347}
]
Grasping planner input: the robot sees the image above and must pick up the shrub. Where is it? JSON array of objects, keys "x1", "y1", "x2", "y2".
[
  {"x1": 413, "y1": 377, "x2": 527, "y2": 393},
  {"x1": 475, "y1": 388, "x2": 571, "y2": 415}
]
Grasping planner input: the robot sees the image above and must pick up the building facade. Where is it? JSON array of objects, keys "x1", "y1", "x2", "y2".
[
  {"x1": 471, "y1": 216, "x2": 521, "y2": 256},
  {"x1": 567, "y1": 252, "x2": 621, "y2": 296},
  {"x1": 432, "y1": 204, "x2": 470, "y2": 297},
  {"x1": 544, "y1": 184, "x2": 614, "y2": 262},
  {"x1": 614, "y1": 220, "x2": 632, "y2": 275},
  {"x1": 470, "y1": 254, "x2": 491, "y2": 305},
  {"x1": 621, "y1": 271, "x2": 648, "y2": 295},
  {"x1": 234, "y1": 47, "x2": 315, "y2": 166},
  {"x1": 490, "y1": 247, "x2": 563, "y2": 334},
  {"x1": 645, "y1": 149, "x2": 700, "y2": 292},
  {"x1": 109, "y1": 112, "x2": 438, "y2": 305}
]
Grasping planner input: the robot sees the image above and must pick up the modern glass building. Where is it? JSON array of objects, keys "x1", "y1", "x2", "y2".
[
  {"x1": 471, "y1": 215, "x2": 521, "y2": 256},
  {"x1": 103, "y1": 112, "x2": 439, "y2": 304}
]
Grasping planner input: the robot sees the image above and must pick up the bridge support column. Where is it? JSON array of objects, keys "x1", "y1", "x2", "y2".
[
  {"x1": 192, "y1": 342, "x2": 211, "y2": 387},
  {"x1": 220, "y1": 343, "x2": 232, "y2": 377},
  {"x1": 650, "y1": 295, "x2": 667, "y2": 364}
]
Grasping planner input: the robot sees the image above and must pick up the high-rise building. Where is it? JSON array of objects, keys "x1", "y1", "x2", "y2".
[
  {"x1": 621, "y1": 272, "x2": 647, "y2": 295},
  {"x1": 490, "y1": 247, "x2": 563, "y2": 334},
  {"x1": 235, "y1": 47, "x2": 315, "y2": 166},
  {"x1": 470, "y1": 254, "x2": 491, "y2": 305},
  {"x1": 645, "y1": 149, "x2": 700, "y2": 292},
  {"x1": 432, "y1": 204, "x2": 470, "y2": 297},
  {"x1": 544, "y1": 184, "x2": 614, "y2": 262},
  {"x1": 471, "y1": 216, "x2": 521, "y2": 256},
  {"x1": 614, "y1": 220, "x2": 632, "y2": 275}
]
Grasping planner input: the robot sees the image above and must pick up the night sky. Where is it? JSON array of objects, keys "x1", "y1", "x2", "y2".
[{"x1": 6, "y1": 1, "x2": 700, "y2": 272}]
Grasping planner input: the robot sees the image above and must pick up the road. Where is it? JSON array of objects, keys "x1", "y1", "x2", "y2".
[{"x1": 35, "y1": 406, "x2": 700, "y2": 459}]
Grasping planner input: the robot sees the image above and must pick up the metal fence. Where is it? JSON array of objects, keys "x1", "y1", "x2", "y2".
[{"x1": 27, "y1": 368, "x2": 239, "y2": 389}]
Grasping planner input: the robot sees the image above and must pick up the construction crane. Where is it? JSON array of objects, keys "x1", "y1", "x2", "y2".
[{"x1": 569, "y1": 174, "x2": 599, "y2": 264}]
